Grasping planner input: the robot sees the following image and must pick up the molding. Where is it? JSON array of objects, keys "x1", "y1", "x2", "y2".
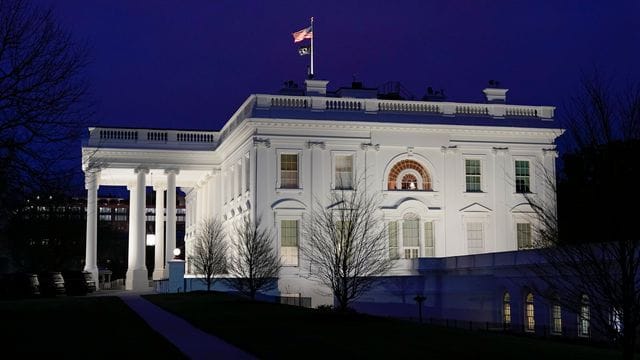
[
  {"x1": 307, "y1": 141, "x2": 326, "y2": 150},
  {"x1": 441, "y1": 145, "x2": 458, "y2": 154},
  {"x1": 360, "y1": 142, "x2": 380, "y2": 151},
  {"x1": 492, "y1": 146, "x2": 509, "y2": 155},
  {"x1": 253, "y1": 137, "x2": 271, "y2": 148}
]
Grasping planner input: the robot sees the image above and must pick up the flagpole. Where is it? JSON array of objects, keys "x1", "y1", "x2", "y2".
[{"x1": 310, "y1": 17, "x2": 314, "y2": 78}]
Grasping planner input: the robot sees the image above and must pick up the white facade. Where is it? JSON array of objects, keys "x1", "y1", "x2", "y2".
[{"x1": 82, "y1": 79, "x2": 562, "y2": 299}]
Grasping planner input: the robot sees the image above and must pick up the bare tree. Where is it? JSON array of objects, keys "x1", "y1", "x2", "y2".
[
  {"x1": 302, "y1": 178, "x2": 392, "y2": 312},
  {"x1": 225, "y1": 214, "x2": 281, "y2": 300},
  {"x1": 0, "y1": 0, "x2": 92, "y2": 261},
  {"x1": 189, "y1": 218, "x2": 228, "y2": 292},
  {"x1": 526, "y1": 74, "x2": 640, "y2": 360}
]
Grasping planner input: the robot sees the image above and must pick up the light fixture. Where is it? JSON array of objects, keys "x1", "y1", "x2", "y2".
[
  {"x1": 409, "y1": 182, "x2": 416, "y2": 190},
  {"x1": 146, "y1": 234, "x2": 156, "y2": 246},
  {"x1": 173, "y1": 248, "x2": 181, "y2": 259}
]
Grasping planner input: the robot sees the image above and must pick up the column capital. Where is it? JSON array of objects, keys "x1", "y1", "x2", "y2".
[
  {"x1": 253, "y1": 137, "x2": 271, "y2": 148},
  {"x1": 153, "y1": 182, "x2": 167, "y2": 191},
  {"x1": 134, "y1": 166, "x2": 150, "y2": 174},
  {"x1": 360, "y1": 142, "x2": 380, "y2": 151},
  {"x1": 126, "y1": 181, "x2": 136, "y2": 191},
  {"x1": 441, "y1": 145, "x2": 458, "y2": 154},
  {"x1": 491, "y1": 146, "x2": 509, "y2": 155},
  {"x1": 84, "y1": 169, "x2": 100, "y2": 190},
  {"x1": 542, "y1": 148, "x2": 558, "y2": 158},
  {"x1": 307, "y1": 140, "x2": 326, "y2": 150},
  {"x1": 165, "y1": 168, "x2": 180, "y2": 175}
]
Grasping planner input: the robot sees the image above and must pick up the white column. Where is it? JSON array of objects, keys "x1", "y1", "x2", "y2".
[
  {"x1": 165, "y1": 169, "x2": 178, "y2": 270},
  {"x1": 126, "y1": 167, "x2": 149, "y2": 290},
  {"x1": 398, "y1": 220, "x2": 404, "y2": 259},
  {"x1": 152, "y1": 183, "x2": 166, "y2": 280},
  {"x1": 125, "y1": 182, "x2": 137, "y2": 289},
  {"x1": 83, "y1": 169, "x2": 100, "y2": 288}
]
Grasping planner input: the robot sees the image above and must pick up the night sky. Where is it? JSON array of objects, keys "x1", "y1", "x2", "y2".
[{"x1": 37, "y1": 0, "x2": 639, "y2": 132}]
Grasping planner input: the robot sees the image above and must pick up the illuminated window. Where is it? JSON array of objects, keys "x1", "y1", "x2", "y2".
[
  {"x1": 517, "y1": 223, "x2": 532, "y2": 249},
  {"x1": 467, "y1": 222, "x2": 484, "y2": 254},
  {"x1": 387, "y1": 159, "x2": 431, "y2": 191},
  {"x1": 465, "y1": 159, "x2": 481, "y2": 192},
  {"x1": 280, "y1": 154, "x2": 299, "y2": 188},
  {"x1": 402, "y1": 215, "x2": 419, "y2": 259},
  {"x1": 424, "y1": 222, "x2": 434, "y2": 257},
  {"x1": 280, "y1": 220, "x2": 299, "y2": 266},
  {"x1": 552, "y1": 303, "x2": 562, "y2": 334},
  {"x1": 503, "y1": 292, "x2": 511, "y2": 328},
  {"x1": 579, "y1": 295, "x2": 590, "y2": 337},
  {"x1": 388, "y1": 221, "x2": 398, "y2": 259},
  {"x1": 515, "y1": 160, "x2": 530, "y2": 193},
  {"x1": 334, "y1": 155, "x2": 353, "y2": 190},
  {"x1": 525, "y1": 293, "x2": 535, "y2": 332}
]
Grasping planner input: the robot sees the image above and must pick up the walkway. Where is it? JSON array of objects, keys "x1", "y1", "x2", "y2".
[{"x1": 117, "y1": 293, "x2": 255, "y2": 360}]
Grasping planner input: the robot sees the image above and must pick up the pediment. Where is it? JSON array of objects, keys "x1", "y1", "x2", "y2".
[
  {"x1": 271, "y1": 198, "x2": 306, "y2": 210},
  {"x1": 459, "y1": 202, "x2": 492, "y2": 213},
  {"x1": 511, "y1": 203, "x2": 535, "y2": 213}
]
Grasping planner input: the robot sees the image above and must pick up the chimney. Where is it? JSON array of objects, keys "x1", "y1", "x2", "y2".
[
  {"x1": 483, "y1": 80, "x2": 508, "y2": 103},
  {"x1": 305, "y1": 79, "x2": 329, "y2": 96}
]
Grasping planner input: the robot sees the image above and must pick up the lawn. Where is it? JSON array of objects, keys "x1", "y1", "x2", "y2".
[
  {"x1": 144, "y1": 292, "x2": 624, "y2": 360},
  {"x1": 1, "y1": 296, "x2": 185, "y2": 359}
]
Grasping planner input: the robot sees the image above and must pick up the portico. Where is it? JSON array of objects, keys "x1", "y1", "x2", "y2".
[{"x1": 82, "y1": 128, "x2": 221, "y2": 290}]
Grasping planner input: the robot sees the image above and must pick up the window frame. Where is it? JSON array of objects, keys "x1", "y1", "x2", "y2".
[
  {"x1": 517, "y1": 222, "x2": 533, "y2": 249},
  {"x1": 551, "y1": 303, "x2": 562, "y2": 335},
  {"x1": 466, "y1": 222, "x2": 484, "y2": 254},
  {"x1": 331, "y1": 151, "x2": 355, "y2": 190},
  {"x1": 514, "y1": 159, "x2": 531, "y2": 193},
  {"x1": 279, "y1": 219, "x2": 300, "y2": 267},
  {"x1": 464, "y1": 158, "x2": 482, "y2": 193},
  {"x1": 503, "y1": 292, "x2": 512, "y2": 329},
  {"x1": 277, "y1": 149, "x2": 303, "y2": 190},
  {"x1": 525, "y1": 293, "x2": 535, "y2": 333}
]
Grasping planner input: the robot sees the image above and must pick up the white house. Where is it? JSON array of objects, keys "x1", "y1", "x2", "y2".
[{"x1": 81, "y1": 79, "x2": 562, "y2": 306}]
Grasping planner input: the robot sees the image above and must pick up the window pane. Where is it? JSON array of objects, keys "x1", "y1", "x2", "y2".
[
  {"x1": 465, "y1": 159, "x2": 481, "y2": 192},
  {"x1": 403, "y1": 219, "x2": 419, "y2": 247},
  {"x1": 280, "y1": 154, "x2": 298, "y2": 188},
  {"x1": 281, "y1": 220, "x2": 298, "y2": 247},
  {"x1": 424, "y1": 222, "x2": 434, "y2": 257},
  {"x1": 552, "y1": 304, "x2": 562, "y2": 334},
  {"x1": 467, "y1": 222, "x2": 484, "y2": 253},
  {"x1": 517, "y1": 223, "x2": 532, "y2": 249},
  {"x1": 388, "y1": 221, "x2": 398, "y2": 259},
  {"x1": 335, "y1": 155, "x2": 353, "y2": 189},
  {"x1": 515, "y1": 160, "x2": 530, "y2": 193}
]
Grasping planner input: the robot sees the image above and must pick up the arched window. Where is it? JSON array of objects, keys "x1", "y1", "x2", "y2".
[
  {"x1": 503, "y1": 292, "x2": 511, "y2": 328},
  {"x1": 525, "y1": 293, "x2": 535, "y2": 332},
  {"x1": 387, "y1": 160, "x2": 431, "y2": 190},
  {"x1": 579, "y1": 295, "x2": 590, "y2": 337}
]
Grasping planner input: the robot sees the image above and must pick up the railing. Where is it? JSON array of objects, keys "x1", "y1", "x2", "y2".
[
  {"x1": 276, "y1": 295, "x2": 313, "y2": 308},
  {"x1": 87, "y1": 128, "x2": 219, "y2": 150},
  {"x1": 255, "y1": 94, "x2": 555, "y2": 119}
]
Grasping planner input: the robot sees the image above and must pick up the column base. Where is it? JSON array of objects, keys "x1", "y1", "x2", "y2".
[
  {"x1": 83, "y1": 266, "x2": 99, "y2": 291},
  {"x1": 125, "y1": 268, "x2": 150, "y2": 291},
  {"x1": 152, "y1": 268, "x2": 168, "y2": 280}
]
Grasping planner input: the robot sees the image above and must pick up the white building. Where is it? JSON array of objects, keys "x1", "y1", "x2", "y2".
[{"x1": 81, "y1": 79, "x2": 562, "y2": 305}]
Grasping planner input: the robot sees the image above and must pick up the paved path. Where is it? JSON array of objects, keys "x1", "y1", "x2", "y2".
[{"x1": 118, "y1": 293, "x2": 255, "y2": 360}]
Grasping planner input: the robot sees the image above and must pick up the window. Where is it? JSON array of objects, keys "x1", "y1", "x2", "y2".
[
  {"x1": 403, "y1": 217, "x2": 419, "y2": 259},
  {"x1": 467, "y1": 222, "x2": 484, "y2": 254},
  {"x1": 610, "y1": 308, "x2": 622, "y2": 333},
  {"x1": 515, "y1": 160, "x2": 530, "y2": 193},
  {"x1": 280, "y1": 154, "x2": 299, "y2": 188},
  {"x1": 525, "y1": 293, "x2": 535, "y2": 332},
  {"x1": 334, "y1": 155, "x2": 353, "y2": 189},
  {"x1": 280, "y1": 220, "x2": 299, "y2": 266},
  {"x1": 387, "y1": 159, "x2": 431, "y2": 191},
  {"x1": 552, "y1": 303, "x2": 562, "y2": 334},
  {"x1": 401, "y1": 174, "x2": 418, "y2": 190},
  {"x1": 388, "y1": 221, "x2": 399, "y2": 259},
  {"x1": 517, "y1": 223, "x2": 532, "y2": 249},
  {"x1": 424, "y1": 222, "x2": 434, "y2": 257},
  {"x1": 115, "y1": 215, "x2": 127, "y2": 221},
  {"x1": 579, "y1": 295, "x2": 590, "y2": 337},
  {"x1": 99, "y1": 207, "x2": 111, "y2": 214},
  {"x1": 465, "y1": 159, "x2": 481, "y2": 192},
  {"x1": 503, "y1": 292, "x2": 511, "y2": 328}
]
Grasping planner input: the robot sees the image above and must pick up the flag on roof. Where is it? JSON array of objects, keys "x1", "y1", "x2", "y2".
[
  {"x1": 292, "y1": 26, "x2": 313, "y2": 43},
  {"x1": 298, "y1": 45, "x2": 311, "y2": 56}
]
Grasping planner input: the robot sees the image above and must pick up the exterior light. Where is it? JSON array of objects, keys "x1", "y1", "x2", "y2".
[
  {"x1": 146, "y1": 234, "x2": 156, "y2": 246},
  {"x1": 173, "y1": 248, "x2": 181, "y2": 259},
  {"x1": 409, "y1": 182, "x2": 416, "y2": 190}
]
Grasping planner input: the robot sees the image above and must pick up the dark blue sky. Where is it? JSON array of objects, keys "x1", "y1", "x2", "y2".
[{"x1": 39, "y1": 0, "x2": 639, "y2": 131}]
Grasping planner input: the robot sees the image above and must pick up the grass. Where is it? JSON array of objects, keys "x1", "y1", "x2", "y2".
[
  {"x1": 1, "y1": 296, "x2": 186, "y2": 359},
  {"x1": 144, "y1": 291, "x2": 624, "y2": 360}
]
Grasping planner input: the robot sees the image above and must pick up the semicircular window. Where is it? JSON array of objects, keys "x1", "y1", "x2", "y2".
[{"x1": 387, "y1": 159, "x2": 431, "y2": 190}]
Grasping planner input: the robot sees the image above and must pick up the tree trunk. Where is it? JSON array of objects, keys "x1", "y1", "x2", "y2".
[{"x1": 207, "y1": 279, "x2": 211, "y2": 292}]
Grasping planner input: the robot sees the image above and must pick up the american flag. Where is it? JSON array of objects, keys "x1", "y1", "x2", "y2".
[{"x1": 292, "y1": 26, "x2": 313, "y2": 43}]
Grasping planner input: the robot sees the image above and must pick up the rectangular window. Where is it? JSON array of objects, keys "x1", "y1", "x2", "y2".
[
  {"x1": 515, "y1": 160, "x2": 530, "y2": 193},
  {"x1": 467, "y1": 222, "x2": 484, "y2": 254},
  {"x1": 99, "y1": 214, "x2": 112, "y2": 221},
  {"x1": 465, "y1": 159, "x2": 481, "y2": 192},
  {"x1": 335, "y1": 155, "x2": 353, "y2": 190},
  {"x1": 280, "y1": 154, "x2": 299, "y2": 189},
  {"x1": 552, "y1": 304, "x2": 562, "y2": 334},
  {"x1": 281, "y1": 220, "x2": 299, "y2": 266},
  {"x1": 99, "y1": 207, "x2": 111, "y2": 214},
  {"x1": 424, "y1": 222, "x2": 434, "y2": 257},
  {"x1": 403, "y1": 219, "x2": 419, "y2": 259},
  {"x1": 517, "y1": 223, "x2": 532, "y2": 249},
  {"x1": 388, "y1": 221, "x2": 398, "y2": 259}
]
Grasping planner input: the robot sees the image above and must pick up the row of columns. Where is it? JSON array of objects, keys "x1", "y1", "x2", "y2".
[{"x1": 84, "y1": 168, "x2": 179, "y2": 291}]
